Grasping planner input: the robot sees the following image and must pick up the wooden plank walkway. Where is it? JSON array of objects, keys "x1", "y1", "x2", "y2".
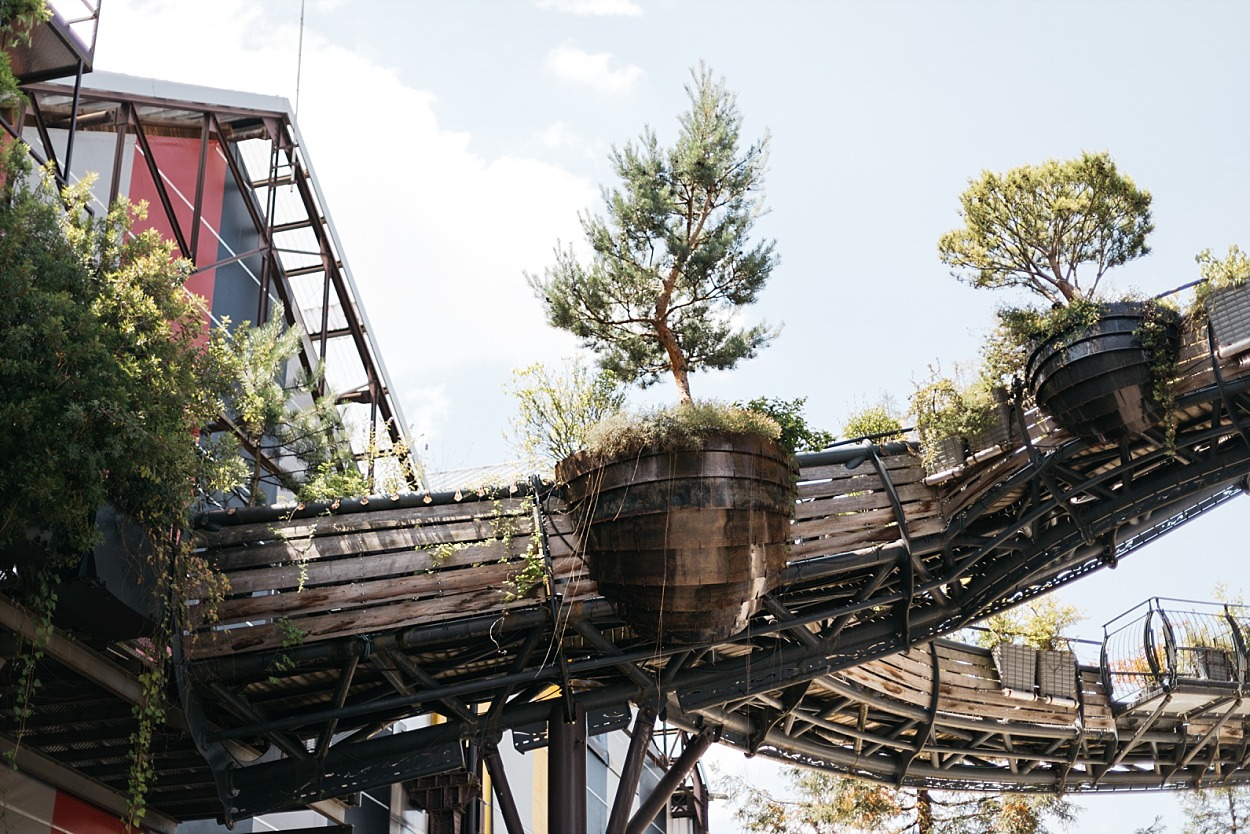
[
  {"x1": 189, "y1": 313, "x2": 1250, "y2": 664},
  {"x1": 188, "y1": 495, "x2": 592, "y2": 659},
  {"x1": 831, "y1": 643, "x2": 1116, "y2": 733}
]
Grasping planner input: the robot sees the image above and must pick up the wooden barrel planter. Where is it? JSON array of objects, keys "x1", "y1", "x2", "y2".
[
  {"x1": 1024, "y1": 301, "x2": 1179, "y2": 442},
  {"x1": 557, "y1": 431, "x2": 796, "y2": 644}
]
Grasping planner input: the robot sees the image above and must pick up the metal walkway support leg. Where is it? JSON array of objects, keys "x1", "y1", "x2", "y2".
[
  {"x1": 483, "y1": 745, "x2": 526, "y2": 834},
  {"x1": 606, "y1": 705, "x2": 657, "y2": 834},
  {"x1": 549, "y1": 702, "x2": 587, "y2": 834},
  {"x1": 624, "y1": 727, "x2": 716, "y2": 834}
]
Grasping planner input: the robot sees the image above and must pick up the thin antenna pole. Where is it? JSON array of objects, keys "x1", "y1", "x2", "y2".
[{"x1": 295, "y1": 0, "x2": 306, "y2": 114}]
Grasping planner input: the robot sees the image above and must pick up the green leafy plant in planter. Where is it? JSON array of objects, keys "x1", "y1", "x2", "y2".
[
  {"x1": 0, "y1": 143, "x2": 241, "y2": 828},
  {"x1": 909, "y1": 370, "x2": 1011, "y2": 475},
  {"x1": 977, "y1": 597, "x2": 1084, "y2": 700},
  {"x1": 938, "y1": 151, "x2": 1180, "y2": 443},
  {"x1": 739, "y1": 396, "x2": 837, "y2": 453},
  {"x1": 840, "y1": 399, "x2": 905, "y2": 444},
  {"x1": 529, "y1": 65, "x2": 794, "y2": 644},
  {"x1": 1193, "y1": 245, "x2": 1250, "y2": 359},
  {"x1": 504, "y1": 357, "x2": 626, "y2": 468}
]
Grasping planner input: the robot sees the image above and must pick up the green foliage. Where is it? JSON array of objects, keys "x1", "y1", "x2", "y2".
[
  {"x1": 994, "y1": 296, "x2": 1105, "y2": 348},
  {"x1": 1197, "y1": 245, "x2": 1250, "y2": 291},
  {"x1": 841, "y1": 403, "x2": 905, "y2": 443},
  {"x1": 216, "y1": 305, "x2": 356, "y2": 505},
  {"x1": 1193, "y1": 245, "x2": 1250, "y2": 311},
  {"x1": 266, "y1": 616, "x2": 308, "y2": 682},
  {"x1": 530, "y1": 64, "x2": 778, "y2": 403},
  {"x1": 0, "y1": 146, "x2": 233, "y2": 568},
  {"x1": 579, "y1": 401, "x2": 781, "y2": 461},
  {"x1": 4, "y1": 572, "x2": 55, "y2": 766},
  {"x1": 500, "y1": 497, "x2": 547, "y2": 603},
  {"x1": 738, "y1": 396, "x2": 835, "y2": 453},
  {"x1": 1179, "y1": 785, "x2": 1250, "y2": 834},
  {"x1": 0, "y1": 1, "x2": 51, "y2": 102},
  {"x1": 504, "y1": 358, "x2": 626, "y2": 465},
  {"x1": 909, "y1": 370, "x2": 1004, "y2": 469},
  {"x1": 298, "y1": 458, "x2": 369, "y2": 502},
  {"x1": 975, "y1": 597, "x2": 1084, "y2": 652},
  {"x1": 127, "y1": 657, "x2": 167, "y2": 829},
  {"x1": 939, "y1": 151, "x2": 1152, "y2": 306},
  {"x1": 726, "y1": 768, "x2": 1077, "y2": 834}
]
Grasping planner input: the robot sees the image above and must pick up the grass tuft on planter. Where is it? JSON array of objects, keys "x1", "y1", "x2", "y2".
[{"x1": 581, "y1": 401, "x2": 782, "y2": 461}]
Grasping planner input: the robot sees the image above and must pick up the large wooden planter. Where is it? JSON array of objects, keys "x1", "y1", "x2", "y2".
[
  {"x1": 557, "y1": 431, "x2": 796, "y2": 644},
  {"x1": 1024, "y1": 301, "x2": 1179, "y2": 442}
]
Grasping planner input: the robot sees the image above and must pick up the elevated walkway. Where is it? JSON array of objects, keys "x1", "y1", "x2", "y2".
[{"x1": 6, "y1": 288, "x2": 1250, "y2": 825}]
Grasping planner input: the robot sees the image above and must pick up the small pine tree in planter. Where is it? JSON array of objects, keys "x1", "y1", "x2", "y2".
[
  {"x1": 530, "y1": 65, "x2": 794, "y2": 644},
  {"x1": 939, "y1": 151, "x2": 1180, "y2": 443}
]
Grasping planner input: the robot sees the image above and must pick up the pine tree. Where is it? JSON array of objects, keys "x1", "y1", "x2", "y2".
[
  {"x1": 1179, "y1": 785, "x2": 1250, "y2": 834},
  {"x1": 530, "y1": 64, "x2": 778, "y2": 404}
]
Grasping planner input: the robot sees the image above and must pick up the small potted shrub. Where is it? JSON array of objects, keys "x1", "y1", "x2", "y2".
[
  {"x1": 909, "y1": 371, "x2": 1013, "y2": 475},
  {"x1": 939, "y1": 151, "x2": 1181, "y2": 443},
  {"x1": 1193, "y1": 245, "x2": 1250, "y2": 359},
  {"x1": 980, "y1": 599, "x2": 1083, "y2": 700},
  {"x1": 530, "y1": 67, "x2": 795, "y2": 644}
]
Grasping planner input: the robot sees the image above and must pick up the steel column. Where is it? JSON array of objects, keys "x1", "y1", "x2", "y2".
[
  {"x1": 606, "y1": 705, "x2": 657, "y2": 834},
  {"x1": 549, "y1": 701, "x2": 587, "y2": 834},
  {"x1": 624, "y1": 727, "x2": 715, "y2": 834}
]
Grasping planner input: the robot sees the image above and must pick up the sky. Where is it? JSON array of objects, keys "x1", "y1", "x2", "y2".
[{"x1": 85, "y1": 1, "x2": 1250, "y2": 831}]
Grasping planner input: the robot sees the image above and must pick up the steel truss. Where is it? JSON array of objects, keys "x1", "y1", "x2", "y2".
[
  {"x1": 0, "y1": 73, "x2": 415, "y2": 494},
  {"x1": 6, "y1": 357, "x2": 1249, "y2": 827}
]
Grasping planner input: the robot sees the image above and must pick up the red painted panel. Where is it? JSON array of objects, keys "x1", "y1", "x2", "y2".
[
  {"x1": 51, "y1": 790, "x2": 125, "y2": 834},
  {"x1": 128, "y1": 134, "x2": 228, "y2": 324}
]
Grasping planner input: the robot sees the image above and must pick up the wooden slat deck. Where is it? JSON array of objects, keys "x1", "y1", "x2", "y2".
[
  {"x1": 189, "y1": 315, "x2": 1250, "y2": 662},
  {"x1": 791, "y1": 450, "x2": 942, "y2": 559},
  {"x1": 187, "y1": 494, "x2": 592, "y2": 659},
  {"x1": 832, "y1": 643, "x2": 1115, "y2": 732}
]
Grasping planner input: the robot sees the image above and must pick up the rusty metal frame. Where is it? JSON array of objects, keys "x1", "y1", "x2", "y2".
[{"x1": 11, "y1": 74, "x2": 417, "y2": 493}]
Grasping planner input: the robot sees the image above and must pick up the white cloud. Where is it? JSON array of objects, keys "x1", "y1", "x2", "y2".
[
  {"x1": 544, "y1": 42, "x2": 644, "y2": 95},
  {"x1": 533, "y1": 0, "x2": 642, "y2": 16},
  {"x1": 92, "y1": 0, "x2": 594, "y2": 462},
  {"x1": 536, "y1": 121, "x2": 605, "y2": 160}
]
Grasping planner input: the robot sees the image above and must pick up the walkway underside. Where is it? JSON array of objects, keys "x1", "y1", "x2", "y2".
[{"x1": 5, "y1": 312, "x2": 1250, "y2": 823}]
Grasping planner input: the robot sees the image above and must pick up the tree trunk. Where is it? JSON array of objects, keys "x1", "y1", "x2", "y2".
[
  {"x1": 916, "y1": 788, "x2": 933, "y2": 834},
  {"x1": 653, "y1": 311, "x2": 692, "y2": 404}
]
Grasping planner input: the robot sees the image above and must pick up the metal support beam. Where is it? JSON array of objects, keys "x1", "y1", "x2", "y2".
[
  {"x1": 606, "y1": 705, "x2": 657, "y2": 834},
  {"x1": 624, "y1": 727, "x2": 716, "y2": 834},
  {"x1": 483, "y1": 744, "x2": 526, "y2": 834},
  {"x1": 549, "y1": 702, "x2": 587, "y2": 834}
]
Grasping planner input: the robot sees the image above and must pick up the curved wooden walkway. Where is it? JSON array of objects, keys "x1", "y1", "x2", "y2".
[{"x1": 7, "y1": 297, "x2": 1250, "y2": 822}]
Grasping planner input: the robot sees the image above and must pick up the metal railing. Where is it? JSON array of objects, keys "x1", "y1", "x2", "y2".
[{"x1": 1102, "y1": 597, "x2": 1250, "y2": 705}]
